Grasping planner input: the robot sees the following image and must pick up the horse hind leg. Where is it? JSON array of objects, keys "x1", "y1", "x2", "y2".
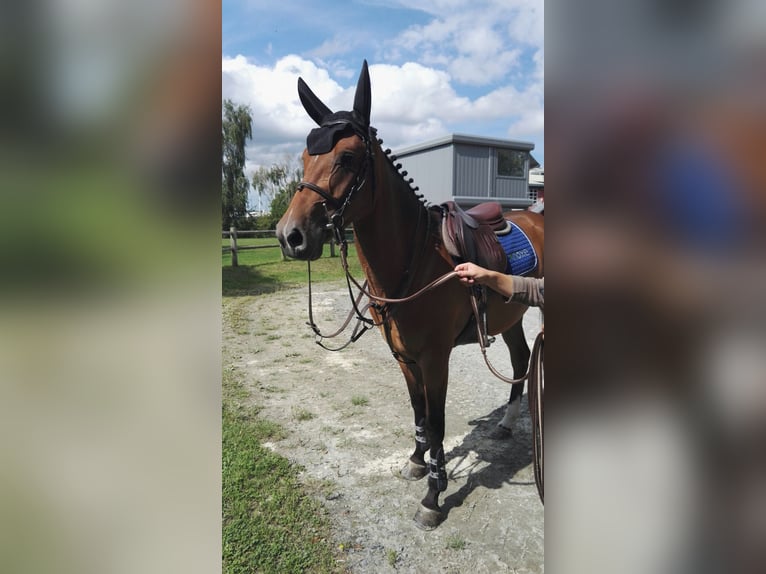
[{"x1": 498, "y1": 320, "x2": 530, "y2": 432}]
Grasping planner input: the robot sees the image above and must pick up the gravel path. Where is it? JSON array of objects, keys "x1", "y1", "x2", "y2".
[{"x1": 224, "y1": 282, "x2": 544, "y2": 573}]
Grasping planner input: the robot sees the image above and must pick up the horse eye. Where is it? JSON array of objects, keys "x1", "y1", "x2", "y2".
[{"x1": 338, "y1": 152, "x2": 355, "y2": 169}]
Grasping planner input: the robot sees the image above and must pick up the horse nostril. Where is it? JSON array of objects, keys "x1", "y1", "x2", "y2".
[{"x1": 286, "y1": 228, "x2": 304, "y2": 249}]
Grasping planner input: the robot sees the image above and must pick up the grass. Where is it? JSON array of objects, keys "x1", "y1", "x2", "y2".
[
  {"x1": 386, "y1": 549, "x2": 399, "y2": 567},
  {"x1": 222, "y1": 403, "x2": 337, "y2": 573},
  {"x1": 222, "y1": 300, "x2": 341, "y2": 573},
  {"x1": 221, "y1": 240, "x2": 356, "y2": 572},
  {"x1": 350, "y1": 396, "x2": 369, "y2": 407},
  {"x1": 445, "y1": 534, "x2": 467, "y2": 551},
  {"x1": 222, "y1": 238, "x2": 364, "y2": 296},
  {"x1": 292, "y1": 407, "x2": 315, "y2": 422}
]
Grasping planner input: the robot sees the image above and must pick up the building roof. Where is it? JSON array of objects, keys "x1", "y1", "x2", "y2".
[{"x1": 395, "y1": 133, "x2": 535, "y2": 157}]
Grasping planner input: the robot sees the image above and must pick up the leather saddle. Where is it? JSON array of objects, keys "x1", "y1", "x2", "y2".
[{"x1": 441, "y1": 201, "x2": 509, "y2": 272}]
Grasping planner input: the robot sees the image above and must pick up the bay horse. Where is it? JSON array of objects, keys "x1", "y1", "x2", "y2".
[{"x1": 276, "y1": 61, "x2": 544, "y2": 529}]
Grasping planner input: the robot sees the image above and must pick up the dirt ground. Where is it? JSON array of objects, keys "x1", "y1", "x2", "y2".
[{"x1": 224, "y1": 282, "x2": 544, "y2": 573}]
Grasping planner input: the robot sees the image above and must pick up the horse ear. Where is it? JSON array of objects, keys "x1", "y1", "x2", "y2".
[
  {"x1": 298, "y1": 77, "x2": 333, "y2": 126},
  {"x1": 353, "y1": 60, "x2": 371, "y2": 127}
]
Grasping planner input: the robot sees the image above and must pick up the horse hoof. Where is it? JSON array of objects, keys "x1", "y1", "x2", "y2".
[
  {"x1": 399, "y1": 460, "x2": 428, "y2": 481},
  {"x1": 413, "y1": 505, "x2": 444, "y2": 531}
]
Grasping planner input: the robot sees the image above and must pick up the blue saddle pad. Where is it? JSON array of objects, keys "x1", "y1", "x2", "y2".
[{"x1": 497, "y1": 222, "x2": 538, "y2": 276}]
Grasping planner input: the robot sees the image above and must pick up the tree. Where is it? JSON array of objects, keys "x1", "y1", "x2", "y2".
[
  {"x1": 222, "y1": 100, "x2": 253, "y2": 229},
  {"x1": 250, "y1": 157, "x2": 303, "y2": 229}
]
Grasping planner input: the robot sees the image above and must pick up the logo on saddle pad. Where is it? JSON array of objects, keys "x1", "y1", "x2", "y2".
[{"x1": 497, "y1": 223, "x2": 537, "y2": 276}]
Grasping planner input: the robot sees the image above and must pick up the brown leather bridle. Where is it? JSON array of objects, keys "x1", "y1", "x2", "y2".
[{"x1": 296, "y1": 128, "x2": 374, "y2": 241}]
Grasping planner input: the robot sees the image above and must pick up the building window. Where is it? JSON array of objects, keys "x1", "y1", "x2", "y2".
[{"x1": 497, "y1": 149, "x2": 526, "y2": 178}]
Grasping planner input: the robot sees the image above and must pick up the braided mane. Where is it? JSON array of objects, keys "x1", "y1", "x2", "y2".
[{"x1": 371, "y1": 128, "x2": 432, "y2": 211}]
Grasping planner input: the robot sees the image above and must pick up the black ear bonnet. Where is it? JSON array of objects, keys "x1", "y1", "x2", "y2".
[
  {"x1": 305, "y1": 112, "x2": 368, "y2": 155},
  {"x1": 299, "y1": 60, "x2": 372, "y2": 155}
]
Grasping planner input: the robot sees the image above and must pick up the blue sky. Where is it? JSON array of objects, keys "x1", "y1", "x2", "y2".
[{"x1": 223, "y1": 0, "x2": 543, "y2": 203}]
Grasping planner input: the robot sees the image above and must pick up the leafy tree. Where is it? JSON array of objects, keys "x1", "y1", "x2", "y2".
[
  {"x1": 222, "y1": 100, "x2": 252, "y2": 229},
  {"x1": 269, "y1": 185, "x2": 298, "y2": 226},
  {"x1": 251, "y1": 158, "x2": 302, "y2": 229}
]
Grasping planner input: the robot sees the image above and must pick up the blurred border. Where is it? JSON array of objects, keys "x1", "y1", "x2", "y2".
[
  {"x1": 0, "y1": 1, "x2": 222, "y2": 572},
  {"x1": 548, "y1": 1, "x2": 766, "y2": 572}
]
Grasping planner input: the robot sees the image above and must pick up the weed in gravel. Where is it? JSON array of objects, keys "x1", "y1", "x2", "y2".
[
  {"x1": 351, "y1": 396, "x2": 369, "y2": 407},
  {"x1": 337, "y1": 541, "x2": 362, "y2": 553},
  {"x1": 445, "y1": 534, "x2": 466, "y2": 550},
  {"x1": 336, "y1": 437, "x2": 355, "y2": 449},
  {"x1": 293, "y1": 407, "x2": 315, "y2": 421},
  {"x1": 304, "y1": 477, "x2": 337, "y2": 499},
  {"x1": 386, "y1": 549, "x2": 399, "y2": 566}
]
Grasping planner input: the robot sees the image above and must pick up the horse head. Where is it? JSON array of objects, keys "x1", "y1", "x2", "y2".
[{"x1": 277, "y1": 61, "x2": 374, "y2": 260}]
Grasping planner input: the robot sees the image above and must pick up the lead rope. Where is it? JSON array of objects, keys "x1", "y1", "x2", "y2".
[
  {"x1": 469, "y1": 291, "x2": 531, "y2": 385},
  {"x1": 337, "y1": 242, "x2": 459, "y2": 305}
]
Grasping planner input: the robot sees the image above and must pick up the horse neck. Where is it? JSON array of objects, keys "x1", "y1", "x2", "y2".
[{"x1": 352, "y1": 159, "x2": 430, "y2": 297}]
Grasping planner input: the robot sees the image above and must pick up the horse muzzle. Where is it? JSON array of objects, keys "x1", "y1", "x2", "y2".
[{"x1": 276, "y1": 221, "x2": 327, "y2": 261}]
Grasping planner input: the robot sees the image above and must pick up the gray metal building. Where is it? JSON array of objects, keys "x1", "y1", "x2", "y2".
[{"x1": 394, "y1": 134, "x2": 537, "y2": 209}]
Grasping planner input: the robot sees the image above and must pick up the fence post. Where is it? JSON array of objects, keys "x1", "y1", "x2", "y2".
[{"x1": 229, "y1": 226, "x2": 238, "y2": 267}]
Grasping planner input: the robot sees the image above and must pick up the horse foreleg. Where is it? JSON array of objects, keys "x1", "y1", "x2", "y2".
[
  {"x1": 412, "y1": 354, "x2": 449, "y2": 531},
  {"x1": 399, "y1": 362, "x2": 429, "y2": 481},
  {"x1": 499, "y1": 319, "x2": 530, "y2": 432}
]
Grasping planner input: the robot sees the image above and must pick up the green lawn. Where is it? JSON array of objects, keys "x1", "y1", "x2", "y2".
[
  {"x1": 222, "y1": 237, "x2": 363, "y2": 296},
  {"x1": 222, "y1": 264, "x2": 348, "y2": 573},
  {"x1": 222, "y1": 373, "x2": 339, "y2": 573}
]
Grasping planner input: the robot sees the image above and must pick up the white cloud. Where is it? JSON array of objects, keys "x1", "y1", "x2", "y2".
[
  {"x1": 222, "y1": 55, "x2": 341, "y2": 161},
  {"x1": 507, "y1": 0, "x2": 544, "y2": 47},
  {"x1": 388, "y1": 0, "x2": 542, "y2": 86},
  {"x1": 508, "y1": 109, "x2": 544, "y2": 141},
  {"x1": 223, "y1": 54, "x2": 542, "y2": 172}
]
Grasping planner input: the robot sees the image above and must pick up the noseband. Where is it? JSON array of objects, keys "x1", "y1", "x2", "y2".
[{"x1": 296, "y1": 130, "x2": 374, "y2": 238}]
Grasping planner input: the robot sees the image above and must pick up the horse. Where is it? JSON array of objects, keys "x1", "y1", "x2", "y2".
[{"x1": 276, "y1": 61, "x2": 544, "y2": 529}]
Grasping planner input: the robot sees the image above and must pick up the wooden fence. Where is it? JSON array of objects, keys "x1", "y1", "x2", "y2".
[{"x1": 222, "y1": 227, "x2": 347, "y2": 266}]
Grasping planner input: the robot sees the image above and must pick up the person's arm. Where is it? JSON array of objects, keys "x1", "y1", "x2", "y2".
[
  {"x1": 454, "y1": 262, "x2": 514, "y2": 296},
  {"x1": 454, "y1": 262, "x2": 544, "y2": 309},
  {"x1": 510, "y1": 276, "x2": 544, "y2": 309}
]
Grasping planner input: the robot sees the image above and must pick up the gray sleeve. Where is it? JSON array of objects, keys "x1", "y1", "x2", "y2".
[{"x1": 507, "y1": 277, "x2": 544, "y2": 309}]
